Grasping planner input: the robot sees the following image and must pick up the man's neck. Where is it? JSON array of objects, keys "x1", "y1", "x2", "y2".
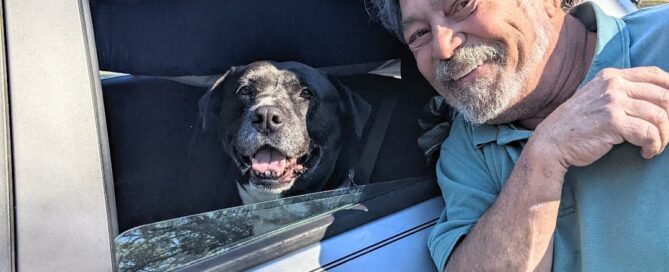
[{"x1": 517, "y1": 14, "x2": 597, "y2": 130}]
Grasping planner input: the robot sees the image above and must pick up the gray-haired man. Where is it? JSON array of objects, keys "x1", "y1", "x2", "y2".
[{"x1": 370, "y1": 0, "x2": 669, "y2": 271}]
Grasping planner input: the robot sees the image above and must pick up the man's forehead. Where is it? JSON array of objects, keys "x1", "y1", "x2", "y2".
[{"x1": 399, "y1": 0, "x2": 445, "y2": 30}]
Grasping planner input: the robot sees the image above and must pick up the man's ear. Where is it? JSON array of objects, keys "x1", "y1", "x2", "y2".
[
  {"x1": 198, "y1": 67, "x2": 235, "y2": 131},
  {"x1": 543, "y1": 0, "x2": 562, "y2": 17},
  {"x1": 328, "y1": 75, "x2": 371, "y2": 140}
]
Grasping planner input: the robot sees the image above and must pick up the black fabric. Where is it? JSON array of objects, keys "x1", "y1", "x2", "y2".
[
  {"x1": 354, "y1": 95, "x2": 397, "y2": 184},
  {"x1": 95, "y1": 0, "x2": 436, "y2": 229},
  {"x1": 337, "y1": 74, "x2": 435, "y2": 182},
  {"x1": 90, "y1": 0, "x2": 404, "y2": 76},
  {"x1": 103, "y1": 76, "x2": 241, "y2": 232},
  {"x1": 104, "y1": 73, "x2": 435, "y2": 232},
  {"x1": 417, "y1": 96, "x2": 453, "y2": 169}
]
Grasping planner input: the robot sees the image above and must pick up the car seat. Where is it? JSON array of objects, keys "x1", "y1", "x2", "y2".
[{"x1": 91, "y1": 0, "x2": 437, "y2": 233}]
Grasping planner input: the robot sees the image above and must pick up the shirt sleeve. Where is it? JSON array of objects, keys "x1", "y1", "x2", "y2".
[{"x1": 427, "y1": 117, "x2": 501, "y2": 271}]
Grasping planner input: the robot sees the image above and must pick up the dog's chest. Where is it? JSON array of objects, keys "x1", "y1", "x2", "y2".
[
  {"x1": 236, "y1": 183, "x2": 315, "y2": 235},
  {"x1": 237, "y1": 183, "x2": 282, "y2": 205}
]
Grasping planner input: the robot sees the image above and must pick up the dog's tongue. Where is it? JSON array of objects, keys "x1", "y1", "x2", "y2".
[{"x1": 251, "y1": 147, "x2": 287, "y2": 173}]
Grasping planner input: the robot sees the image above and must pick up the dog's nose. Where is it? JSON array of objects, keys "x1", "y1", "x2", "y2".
[{"x1": 252, "y1": 106, "x2": 284, "y2": 133}]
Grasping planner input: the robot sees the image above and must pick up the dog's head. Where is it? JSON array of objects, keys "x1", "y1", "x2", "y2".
[{"x1": 200, "y1": 61, "x2": 370, "y2": 196}]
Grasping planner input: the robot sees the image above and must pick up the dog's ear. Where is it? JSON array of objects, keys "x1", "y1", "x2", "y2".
[
  {"x1": 198, "y1": 67, "x2": 235, "y2": 131},
  {"x1": 328, "y1": 76, "x2": 371, "y2": 140}
]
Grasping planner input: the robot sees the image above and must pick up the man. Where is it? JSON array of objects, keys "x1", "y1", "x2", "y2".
[{"x1": 370, "y1": 0, "x2": 669, "y2": 271}]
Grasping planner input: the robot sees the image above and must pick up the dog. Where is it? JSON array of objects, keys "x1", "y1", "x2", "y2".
[{"x1": 199, "y1": 61, "x2": 371, "y2": 205}]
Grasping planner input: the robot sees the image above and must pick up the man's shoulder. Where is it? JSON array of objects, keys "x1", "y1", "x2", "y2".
[
  {"x1": 622, "y1": 4, "x2": 669, "y2": 40},
  {"x1": 442, "y1": 114, "x2": 496, "y2": 157},
  {"x1": 622, "y1": 4, "x2": 669, "y2": 69},
  {"x1": 623, "y1": 4, "x2": 669, "y2": 22}
]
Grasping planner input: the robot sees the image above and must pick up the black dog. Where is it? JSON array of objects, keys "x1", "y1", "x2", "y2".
[{"x1": 199, "y1": 61, "x2": 370, "y2": 204}]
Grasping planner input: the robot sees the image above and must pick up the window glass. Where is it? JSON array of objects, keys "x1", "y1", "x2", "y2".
[{"x1": 115, "y1": 178, "x2": 435, "y2": 271}]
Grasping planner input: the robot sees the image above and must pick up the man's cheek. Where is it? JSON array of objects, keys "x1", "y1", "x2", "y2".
[
  {"x1": 415, "y1": 60, "x2": 435, "y2": 82},
  {"x1": 411, "y1": 50, "x2": 429, "y2": 73}
]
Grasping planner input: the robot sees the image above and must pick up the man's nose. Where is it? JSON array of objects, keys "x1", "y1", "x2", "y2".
[{"x1": 431, "y1": 25, "x2": 462, "y2": 60}]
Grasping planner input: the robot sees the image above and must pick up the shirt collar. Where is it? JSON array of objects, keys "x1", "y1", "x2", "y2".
[
  {"x1": 572, "y1": 1, "x2": 631, "y2": 86},
  {"x1": 471, "y1": 2, "x2": 629, "y2": 148},
  {"x1": 472, "y1": 122, "x2": 533, "y2": 148}
]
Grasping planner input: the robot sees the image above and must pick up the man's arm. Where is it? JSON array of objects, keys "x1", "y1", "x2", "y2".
[
  {"x1": 444, "y1": 67, "x2": 669, "y2": 272},
  {"x1": 445, "y1": 140, "x2": 566, "y2": 271}
]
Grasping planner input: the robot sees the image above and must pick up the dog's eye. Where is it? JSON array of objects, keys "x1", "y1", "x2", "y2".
[
  {"x1": 300, "y1": 89, "x2": 314, "y2": 99},
  {"x1": 237, "y1": 86, "x2": 254, "y2": 96}
]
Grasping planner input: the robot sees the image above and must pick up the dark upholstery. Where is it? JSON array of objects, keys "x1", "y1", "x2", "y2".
[
  {"x1": 103, "y1": 74, "x2": 435, "y2": 232},
  {"x1": 91, "y1": 0, "x2": 404, "y2": 76},
  {"x1": 94, "y1": 1, "x2": 435, "y2": 232},
  {"x1": 103, "y1": 76, "x2": 242, "y2": 231},
  {"x1": 337, "y1": 74, "x2": 434, "y2": 182}
]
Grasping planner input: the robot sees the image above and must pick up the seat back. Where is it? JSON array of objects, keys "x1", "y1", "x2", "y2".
[{"x1": 92, "y1": 0, "x2": 436, "y2": 232}]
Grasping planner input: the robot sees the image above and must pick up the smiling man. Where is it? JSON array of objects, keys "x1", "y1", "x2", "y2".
[{"x1": 370, "y1": 0, "x2": 669, "y2": 271}]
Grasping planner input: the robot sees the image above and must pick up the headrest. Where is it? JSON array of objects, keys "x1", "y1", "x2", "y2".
[{"x1": 90, "y1": 0, "x2": 404, "y2": 76}]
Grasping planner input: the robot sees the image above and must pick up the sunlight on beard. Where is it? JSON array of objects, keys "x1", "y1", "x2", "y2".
[{"x1": 435, "y1": 2, "x2": 550, "y2": 125}]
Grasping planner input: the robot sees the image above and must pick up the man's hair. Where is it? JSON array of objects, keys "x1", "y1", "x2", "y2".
[{"x1": 367, "y1": 0, "x2": 582, "y2": 42}]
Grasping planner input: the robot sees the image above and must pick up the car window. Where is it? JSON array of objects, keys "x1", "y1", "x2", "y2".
[
  {"x1": 90, "y1": 1, "x2": 443, "y2": 270},
  {"x1": 102, "y1": 70, "x2": 441, "y2": 270}
]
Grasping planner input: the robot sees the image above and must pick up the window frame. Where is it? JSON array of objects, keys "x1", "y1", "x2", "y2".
[
  {"x1": 4, "y1": 0, "x2": 117, "y2": 270},
  {"x1": 0, "y1": 3, "x2": 15, "y2": 271},
  {"x1": 3, "y1": 0, "x2": 439, "y2": 270}
]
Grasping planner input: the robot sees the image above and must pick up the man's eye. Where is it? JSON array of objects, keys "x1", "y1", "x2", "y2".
[
  {"x1": 408, "y1": 29, "x2": 430, "y2": 45},
  {"x1": 451, "y1": 0, "x2": 474, "y2": 19}
]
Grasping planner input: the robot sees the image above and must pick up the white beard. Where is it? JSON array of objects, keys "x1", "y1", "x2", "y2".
[{"x1": 437, "y1": 2, "x2": 551, "y2": 125}]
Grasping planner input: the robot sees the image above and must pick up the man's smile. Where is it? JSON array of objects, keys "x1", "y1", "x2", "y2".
[
  {"x1": 451, "y1": 61, "x2": 495, "y2": 88},
  {"x1": 451, "y1": 59, "x2": 486, "y2": 81}
]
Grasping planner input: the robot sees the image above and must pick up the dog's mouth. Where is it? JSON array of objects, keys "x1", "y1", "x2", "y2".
[{"x1": 242, "y1": 145, "x2": 317, "y2": 192}]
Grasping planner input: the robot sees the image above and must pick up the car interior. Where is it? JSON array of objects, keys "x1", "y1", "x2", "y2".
[{"x1": 90, "y1": 0, "x2": 446, "y2": 269}]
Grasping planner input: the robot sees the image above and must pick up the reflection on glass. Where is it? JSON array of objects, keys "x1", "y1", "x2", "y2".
[
  {"x1": 115, "y1": 179, "x2": 406, "y2": 271},
  {"x1": 114, "y1": 178, "x2": 424, "y2": 271}
]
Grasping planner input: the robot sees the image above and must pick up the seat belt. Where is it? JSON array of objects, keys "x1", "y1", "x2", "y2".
[{"x1": 354, "y1": 95, "x2": 398, "y2": 185}]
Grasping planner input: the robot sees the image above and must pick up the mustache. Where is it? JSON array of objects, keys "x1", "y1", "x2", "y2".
[{"x1": 435, "y1": 43, "x2": 505, "y2": 82}]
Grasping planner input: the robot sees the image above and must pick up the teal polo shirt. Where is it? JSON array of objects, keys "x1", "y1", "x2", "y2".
[{"x1": 428, "y1": 2, "x2": 669, "y2": 271}]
